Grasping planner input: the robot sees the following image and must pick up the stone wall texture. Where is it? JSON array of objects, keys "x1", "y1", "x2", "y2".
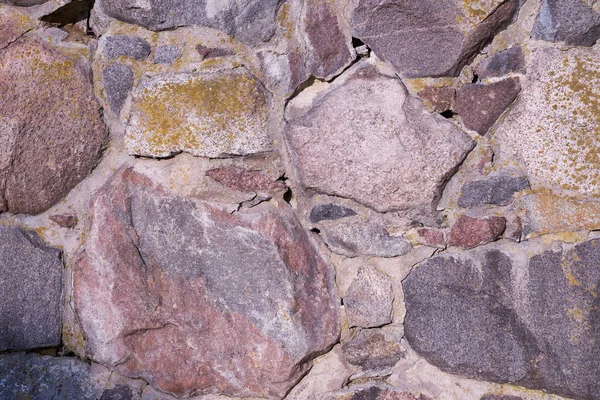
[{"x1": 1, "y1": 0, "x2": 600, "y2": 399}]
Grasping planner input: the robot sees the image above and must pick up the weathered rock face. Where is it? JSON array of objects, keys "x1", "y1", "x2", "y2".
[
  {"x1": 494, "y1": 47, "x2": 600, "y2": 195},
  {"x1": 103, "y1": 35, "x2": 151, "y2": 60},
  {"x1": 404, "y1": 240, "x2": 600, "y2": 399},
  {"x1": 101, "y1": 0, "x2": 283, "y2": 46},
  {"x1": 0, "y1": 36, "x2": 107, "y2": 214},
  {"x1": 350, "y1": 0, "x2": 520, "y2": 77},
  {"x1": 285, "y1": 63, "x2": 474, "y2": 220},
  {"x1": 74, "y1": 168, "x2": 339, "y2": 398},
  {"x1": 345, "y1": 266, "x2": 394, "y2": 328},
  {"x1": 0, "y1": 227, "x2": 62, "y2": 351},
  {"x1": 532, "y1": 0, "x2": 600, "y2": 46},
  {"x1": 455, "y1": 78, "x2": 521, "y2": 135},
  {"x1": 102, "y1": 63, "x2": 135, "y2": 114},
  {"x1": 0, "y1": 6, "x2": 36, "y2": 50},
  {"x1": 342, "y1": 329, "x2": 404, "y2": 371},
  {"x1": 125, "y1": 68, "x2": 274, "y2": 158},
  {"x1": 0, "y1": 353, "x2": 94, "y2": 399}
]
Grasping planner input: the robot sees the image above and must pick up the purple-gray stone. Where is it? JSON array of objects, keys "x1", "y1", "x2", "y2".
[
  {"x1": 474, "y1": 46, "x2": 526, "y2": 79},
  {"x1": 458, "y1": 175, "x2": 529, "y2": 208},
  {"x1": 0, "y1": 227, "x2": 62, "y2": 351},
  {"x1": 532, "y1": 0, "x2": 600, "y2": 46},
  {"x1": 309, "y1": 203, "x2": 357, "y2": 223},
  {"x1": 103, "y1": 35, "x2": 151, "y2": 60},
  {"x1": 102, "y1": 63, "x2": 134, "y2": 113}
]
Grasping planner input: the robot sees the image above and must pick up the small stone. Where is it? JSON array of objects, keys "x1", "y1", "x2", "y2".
[
  {"x1": 474, "y1": 46, "x2": 526, "y2": 79},
  {"x1": 342, "y1": 329, "x2": 404, "y2": 371},
  {"x1": 100, "y1": 385, "x2": 133, "y2": 400},
  {"x1": 318, "y1": 385, "x2": 432, "y2": 400},
  {"x1": 350, "y1": 0, "x2": 520, "y2": 78},
  {"x1": 195, "y1": 44, "x2": 235, "y2": 59},
  {"x1": 321, "y1": 221, "x2": 412, "y2": 258},
  {"x1": 49, "y1": 214, "x2": 78, "y2": 228},
  {"x1": 205, "y1": 166, "x2": 284, "y2": 193},
  {"x1": 345, "y1": 266, "x2": 394, "y2": 328},
  {"x1": 0, "y1": 353, "x2": 93, "y2": 399},
  {"x1": 455, "y1": 78, "x2": 521, "y2": 135},
  {"x1": 0, "y1": 227, "x2": 62, "y2": 351},
  {"x1": 416, "y1": 228, "x2": 446, "y2": 248},
  {"x1": 153, "y1": 45, "x2": 181, "y2": 64},
  {"x1": 309, "y1": 203, "x2": 357, "y2": 223},
  {"x1": 103, "y1": 35, "x2": 151, "y2": 60},
  {"x1": 480, "y1": 395, "x2": 523, "y2": 400},
  {"x1": 126, "y1": 68, "x2": 274, "y2": 158},
  {"x1": 532, "y1": 0, "x2": 600, "y2": 46},
  {"x1": 458, "y1": 175, "x2": 529, "y2": 208},
  {"x1": 417, "y1": 86, "x2": 455, "y2": 113},
  {"x1": 448, "y1": 215, "x2": 506, "y2": 249},
  {"x1": 102, "y1": 63, "x2": 134, "y2": 114}
]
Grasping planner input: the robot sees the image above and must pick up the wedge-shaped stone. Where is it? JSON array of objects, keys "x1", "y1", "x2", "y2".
[
  {"x1": 350, "y1": 0, "x2": 520, "y2": 77},
  {"x1": 125, "y1": 68, "x2": 274, "y2": 158},
  {"x1": 285, "y1": 63, "x2": 474, "y2": 221},
  {"x1": 74, "y1": 168, "x2": 339, "y2": 398}
]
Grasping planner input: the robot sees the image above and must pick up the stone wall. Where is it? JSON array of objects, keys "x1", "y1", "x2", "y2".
[{"x1": 1, "y1": 0, "x2": 600, "y2": 399}]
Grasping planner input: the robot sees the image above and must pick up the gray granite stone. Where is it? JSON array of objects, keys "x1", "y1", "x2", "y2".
[
  {"x1": 103, "y1": 35, "x2": 151, "y2": 60},
  {"x1": 458, "y1": 175, "x2": 529, "y2": 207},
  {"x1": 102, "y1": 63, "x2": 134, "y2": 113}
]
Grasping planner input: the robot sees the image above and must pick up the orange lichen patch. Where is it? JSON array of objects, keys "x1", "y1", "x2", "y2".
[
  {"x1": 525, "y1": 192, "x2": 600, "y2": 237},
  {"x1": 496, "y1": 48, "x2": 600, "y2": 197},
  {"x1": 277, "y1": 2, "x2": 295, "y2": 40},
  {"x1": 0, "y1": 6, "x2": 37, "y2": 49},
  {"x1": 125, "y1": 68, "x2": 273, "y2": 158},
  {"x1": 458, "y1": 0, "x2": 504, "y2": 30}
]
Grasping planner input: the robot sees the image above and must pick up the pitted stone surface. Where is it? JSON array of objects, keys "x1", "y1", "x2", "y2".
[
  {"x1": 345, "y1": 266, "x2": 394, "y2": 328},
  {"x1": 404, "y1": 241, "x2": 600, "y2": 399},
  {"x1": 101, "y1": 0, "x2": 284, "y2": 46},
  {"x1": 0, "y1": 353, "x2": 93, "y2": 399},
  {"x1": 532, "y1": 0, "x2": 600, "y2": 46},
  {"x1": 125, "y1": 68, "x2": 274, "y2": 158},
  {"x1": 494, "y1": 47, "x2": 600, "y2": 195},
  {"x1": 0, "y1": 36, "x2": 107, "y2": 214},
  {"x1": 74, "y1": 168, "x2": 339, "y2": 398},
  {"x1": 0, "y1": 227, "x2": 62, "y2": 351},
  {"x1": 342, "y1": 329, "x2": 404, "y2": 371},
  {"x1": 350, "y1": 0, "x2": 520, "y2": 77},
  {"x1": 285, "y1": 64, "x2": 474, "y2": 220},
  {"x1": 102, "y1": 63, "x2": 134, "y2": 113},
  {"x1": 103, "y1": 35, "x2": 151, "y2": 60}
]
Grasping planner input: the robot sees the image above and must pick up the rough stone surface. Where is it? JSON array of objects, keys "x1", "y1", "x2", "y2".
[
  {"x1": 474, "y1": 46, "x2": 526, "y2": 79},
  {"x1": 103, "y1": 35, "x2": 151, "y2": 60},
  {"x1": 205, "y1": 166, "x2": 285, "y2": 193},
  {"x1": 404, "y1": 241, "x2": 600, "y2": 399},
  {"x1": 350, "y1": 0, "x2": 520, "y2": 77},
  {"x1": 100, "y1": 385, "x2": 134, "y2": 400},
  {"x1": 458, "y1": 175, "x2": 529, "y2": 208},
  {"x1": 342, "y1": 329, "x2": 404, "y2": 371},
  {"x1": 102, "y1": 63, "x2": 134, "y2": 114},
  {"x1": 0, "y1": 36, "x2": 107, "y2": 214},
  {"x1": 494, "y1": 47, "x2": 600, "y2": 196},
  {"x1": 417, "y1": 86, "x2": 455, "y2": 113},
  {"x1": 317, "y1": 385, "x2": 431, "y2": 400},
  {"x1": 345, "y1": 266, "x2": 394, "y2": 328},
  {"x1": 195, "y1": 45, "x2": 235, "y2": 59},
  {"x1": 50, "y1": 214, "x2": 79, "y2": 228},
  {"x1": 448, "y1": 215, "x2": 506, "y2": 249},
  {"x1": 285, "y1": 63, "x2": 474, "y2": 220},
  {"x1": 320, "y1": 221, "x2": 412, "y2": 258},
  {"x1": 0, "y1": 353, "x2": 93, "y2": 399},
  {"x1": 101, "y1": 0, "x2": 283, "y2": 46},
  {"x1": 309, "y1": 203, "x2": 357, "y2": 224},
  {"x1": 0, "y1": 6, "x2": 36, "y2": 50},
  {"x1": 480, "y1": 395, "x2": 523, "y2": 400},
  {"x1": 126, "y1": 68, "x2": 274, "y2": 158},
  {"x1": 74, "y1": 168, "x2": 339, "y2": 398},
  {"x1": 532, "y1": 0, "x2": 600, "y2": 46},
  {"x1": 153, "y1": 45, "x2": 181, "y2": 64},
  {"x1": 0, "y1": 227, "x2": 62, "y2": 351},
  {"x1": 455, "y1": 78, "x2": 521, "y2": 135}
]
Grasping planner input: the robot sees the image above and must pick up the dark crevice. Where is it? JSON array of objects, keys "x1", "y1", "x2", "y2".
[
  {"x1": 310, "y1": 228, "x2": 320, "y2": 234},
  {"x1": 352, "y1": 37, "x2": 365, "y2": 48},
  {"x1": 440, "y1": 110, "x2": 457, "y2": 119},
  {"x1": 472, "y1": 71, "x2": 479, "y2": 83},
  {"x1": 283, "y1": 187, "x2": 293, "y2": 205},
  {"x1": 41, "y1": 0, "x2": 95, "y2": 26}
]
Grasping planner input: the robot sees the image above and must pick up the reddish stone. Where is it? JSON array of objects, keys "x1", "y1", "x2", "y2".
[
  {"x1": 74, "y1": 168, "x2": 338, "y2": 398},
  {"x1": 416, "y1": 228, "x2": 446, "y2": 248},
  {"x1": 505, "y1": 216, "x2": 523, "y2": 242},
  {"x1": 205, "y1": 166, "x2": 285, "y2": 193},
  {"x1": 448, "y1": 215, "x2": 506, "y2": 249},
  {"x1": 49, "y1": 214, "x2": 78, "y2": 229},
  {"x1": 417, "y1": 86, "x2": 456, "y2": 113},
  {"x1": 0, "y1": 36, "x2": 107, "y2": 214},
  {"x1": 455, "y1": 78, "x2": 521, "y2": 135},
  {"x1": 195, "y1": 45, "x2": 235, "y2": 60}
]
